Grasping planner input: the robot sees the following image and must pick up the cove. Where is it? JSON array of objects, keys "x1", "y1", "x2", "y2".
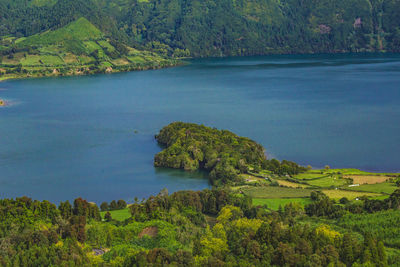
[{"x1": 0, "y1": 53, "x2": 399, "y2": 203}]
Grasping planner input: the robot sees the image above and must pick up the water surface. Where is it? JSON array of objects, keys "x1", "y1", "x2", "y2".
[{"x1": 1, "y1": 54, "x2": 399, "y2": 203}]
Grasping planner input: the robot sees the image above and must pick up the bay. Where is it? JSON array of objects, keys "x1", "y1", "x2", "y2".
[{"x1": 0, "y1": 53, "x2": 399, "y2": 203}]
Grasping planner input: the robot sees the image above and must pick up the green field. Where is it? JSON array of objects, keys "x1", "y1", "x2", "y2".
[
  {"x1": 100, "y1": 208, "x2": 131, "y2": 221},
  {"x1": 343, "y1": 182, "x2": 398, "y2": 194},
  {"x1": 305, "y1": 176, "x2": 349, "y2": 188},
  {"x1": 20, "y1": 18, "x2": 103, "y2": 47},
  {"x1": 322, "y1": 189, "x2": 381, "y2": 200},
  {"x1": 253, "y1": 197, "x2": 312, "y2": 210},
  {"x1": 241, "y1": 186, "x2": 313, "y2": 198},
  {"x1": 293, "y1": 173, "x2": 328, "y2": 180}
]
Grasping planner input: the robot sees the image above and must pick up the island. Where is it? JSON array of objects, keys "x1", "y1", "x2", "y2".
[
  {"x1": 0, "y1": 99, "x2": 5, "y2": 106},
  {"x1": 154, "y1": 122, "x2": 305, "y2": 185}
]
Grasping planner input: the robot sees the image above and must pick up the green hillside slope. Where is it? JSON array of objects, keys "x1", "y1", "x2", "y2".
[
  {"x1": 0, "y1": 17, "x2": 178, "y2": 81},
  {"x1": 20, "y1": 17, "x2": 103, "y2": 47}
]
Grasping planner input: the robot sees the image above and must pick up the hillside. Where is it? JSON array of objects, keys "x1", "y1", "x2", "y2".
[
  {"x1": 1, "y1": 0, "x2": 400, "y2": 59},
  {"x1": 0, "y1": 17, "x2": 178, "y2": 80}
]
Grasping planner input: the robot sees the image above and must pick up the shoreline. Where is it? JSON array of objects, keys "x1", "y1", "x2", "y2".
[
  {"x1": 2, "y1": 51, "x2": 398, "y2": 83},
  {"x1": 0, "y1": 59, "x2": 184, "y2": 82}
]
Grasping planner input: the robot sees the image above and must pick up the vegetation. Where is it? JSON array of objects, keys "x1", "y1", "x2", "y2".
[
  {"x1": 154, "y1": 122, "x2": 305, "y2": 185},
  {"x1": 2, "y1": 187, "x2": 398, "y2": 266},
  {"x1": 0, "y1": 17, "x2": 179, "y2": 81},
  {"x1": 100, "y1": 208, "x2": 131, "y2": 222},
  {"x1": 253, "y1": 197, "x2": 313, "y2": 211},
  {"x1": 1, "y1": 123, "x2": 399, "y2": 265},
  {"x1": 2, "y1": 0, "x2": 400, "y2": 80}
]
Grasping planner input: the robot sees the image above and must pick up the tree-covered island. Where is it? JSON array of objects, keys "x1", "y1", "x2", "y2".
[{"x1": 154, "y1": 122, "x2": 306, "y2": 185}]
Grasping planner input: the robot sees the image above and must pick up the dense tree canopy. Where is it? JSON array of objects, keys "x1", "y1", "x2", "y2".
[
  {"x1": 154, "y1": 122, "x2": 306, "y2": 184},
  {"x1": 1, "y1": 187, "x2": 397, "y2": 266},
  {"x1": 1, "y1": 0, "x2": 400, "y2": 57}
]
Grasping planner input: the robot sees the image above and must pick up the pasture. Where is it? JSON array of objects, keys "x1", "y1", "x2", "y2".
[
  {"x1": 241, "y1": 186, "x2": 313, "y2": 198},
  {"x1": 253, "y1": 197, "x2": 312, "y2": 210},
  {"x1": 345, "y1": 182, "x2": 398, "y2": 194},
  {"x1": 100, "y1": 208, "x2": 131, "y2": 221},
  {"x1": 345, "y1": 175, "x2": 390, "y2": 185},
  {"x1": 322, "y1": 189, "x2": 381, "y2": 200},
  {"x1": 305, "y1": 176, "x2": 349, "y2": 188}
]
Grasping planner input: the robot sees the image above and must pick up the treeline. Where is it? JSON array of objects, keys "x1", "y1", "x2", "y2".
[
  {"x1": 0, "y1": 188, "x2": 390, "y2": 266},
  {"x1": 100, "y1": 199, "x2": 127, "y2": 211},
  {"x1": 2, "y1": 0, "x2": 400, "y2": 57},
  {"x1": 305, "y1": 189, "x2": 400, "y2": 219},
  {"x1": 154, "y1": 122, "x2": 305, "y2": 185}
]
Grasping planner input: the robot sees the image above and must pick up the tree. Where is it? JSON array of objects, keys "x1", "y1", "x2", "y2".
[
  {"x1": 59, "y1": 200, "x2": 72, "y2": 219},
  {"x1": 110, "y1": 200, "x2": 118, "y2": 210},
  {"x1": 100, "y1": 202, "x2": 109, "y2": 211},
  {"x1": 117, "y1": 199, "x2": 127, "y2": 209},
  {"x1": 104, "y1": 211, "x2": 112, "y2": 222}
]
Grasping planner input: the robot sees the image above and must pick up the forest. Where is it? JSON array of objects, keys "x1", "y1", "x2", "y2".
[
  {"x1": 1, "y1": 0, "x2": 400, "y2": 58},
  {"x1": 154, "y1": 122, "x2": 305, "y2": 185},
  {"x1": 2, "y1": 187, "x2": 400, "y2": 266}
]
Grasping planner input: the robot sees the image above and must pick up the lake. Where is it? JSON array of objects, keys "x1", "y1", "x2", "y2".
[{"x1": 1, "y1": 54, "x2": 399, "y2": 203}]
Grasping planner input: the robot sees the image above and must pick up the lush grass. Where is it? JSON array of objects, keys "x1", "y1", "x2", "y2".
[
  {"x1": 100, "y1": 208, "x2": 131, "y2": 221},
  {"x1": 97, "y1": 40, "x2": 115, "y2": 52},
  {"x1": 319, "y1": 168, "x2": 399, "y2": 176},
  {"x1": 84, "y1": 41, "x2": 103, "y2": 54},
  {"x1": 127, "y1": 55, "x2": 146, "y2": 63},
  {"x1": 253, "y1": 197, "x2": 312, "y2": 210},
  {"x1": 293, "y1": 173, "x2": 328, "y2": 180},
  {"x1": 20, "y1": 18, "x2": 103, "y2": 47},
  {"x1": 343, "y1": 182, "x2": 398, "y2": 194},
  {"x1": 241, "y1": 186, "x2": 313, "y2": 198},
  {"x1": 322, "y1": 189, "x2": 381, "y2": 200},
  {"x1": 305, "y1": 176, "x2": 349, "y2": 188}
]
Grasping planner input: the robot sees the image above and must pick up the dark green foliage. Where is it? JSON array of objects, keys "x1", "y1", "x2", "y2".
[
  {"x1": 154, "y1": 122, "x2": 267, "y2": 184},
  {"x1": 0, "y1": 188, "x2": 392, "y2": 266},
  {"x1": 104, "y1": 211, "x2": 112, "y2": 222},
  {"x1": 100, "y1": 201, "x2": 109, "y2": 211}
]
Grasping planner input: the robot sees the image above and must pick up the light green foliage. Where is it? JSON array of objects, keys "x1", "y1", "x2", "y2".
[
  {"x1": 216, "y1": 205, "x2": 243, "y2": 224},
  {"x1": 87, "y1": 220, "x2": 183, "y2": 251},
  {"x1": 20, "y1": 18, "x2": 103, "y2": 47},
  {"x1": 336, "y1": 210, "x2": 400, "y2": 248},
  {"x1": 97, "y1": 40, "x2": 115, "y2": 52}
]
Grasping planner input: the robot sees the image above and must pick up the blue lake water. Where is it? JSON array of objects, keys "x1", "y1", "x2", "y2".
[{"x1": 1, "y1": 54, "x2": 399, "y2": 203}]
